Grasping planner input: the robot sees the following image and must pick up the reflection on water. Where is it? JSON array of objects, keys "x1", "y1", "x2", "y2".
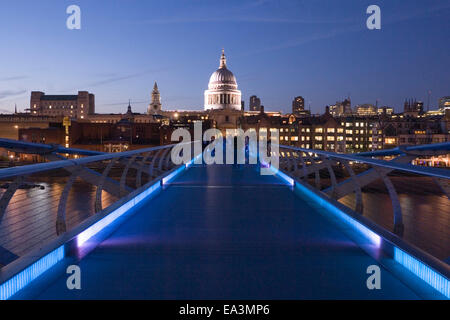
[{"x1": 0, "y1": 179, "x2": 117, "y2": 260}]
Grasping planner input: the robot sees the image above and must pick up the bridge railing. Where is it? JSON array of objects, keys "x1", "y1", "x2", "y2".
[
  {"x1": 275, "y1": 143, "x2": 450, "y2": 237},
  {"x1": 273, "y1": 143, "x2": 450, "y2": 298},
  {"x1": 0, "y1": 142, "x2": 195, "y2": 267}
]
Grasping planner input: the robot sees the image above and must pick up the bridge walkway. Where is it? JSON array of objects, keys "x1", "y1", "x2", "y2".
[{"x1": 18, "y1": 164, "x2": 421, "y2": 299}]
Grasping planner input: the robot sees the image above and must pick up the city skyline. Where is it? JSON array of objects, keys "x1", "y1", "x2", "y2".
[{"x1": 0, "y1": 0, "x2": 449, "y2": 114}]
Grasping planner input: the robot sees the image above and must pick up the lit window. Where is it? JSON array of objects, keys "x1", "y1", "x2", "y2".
[{"x1": 384, "y1": 138, "x2": 396, "y2": 144}]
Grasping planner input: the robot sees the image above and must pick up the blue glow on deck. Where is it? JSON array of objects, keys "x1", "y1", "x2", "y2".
[
  {"x1": 394, "y1": 247, "x2": 449, "y2": 298},
  {"x1": 77, "y1": 181, "x2": 161, "y2": 247},
  {"x1": 0, "y1": 246, "x2": 64, "y2": 300},
  {"x1": 293, "y1": 180, "x2": 381, "y2": 247}
]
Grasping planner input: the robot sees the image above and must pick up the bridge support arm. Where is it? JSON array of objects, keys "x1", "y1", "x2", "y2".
[{"x1": 374, "y1": 167, "x2": 404, "y2": 236}]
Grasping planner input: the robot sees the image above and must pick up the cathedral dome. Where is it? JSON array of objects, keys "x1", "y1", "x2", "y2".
[
  {"x1": 208, "y1": 68, "x2": 237, "y2": 90},
  {"x1": 204, "y1": 49, "x2": 242, "y2": 111},
  {"x1": 207, "y1": 50, "x2": 238, "y2": 90}
]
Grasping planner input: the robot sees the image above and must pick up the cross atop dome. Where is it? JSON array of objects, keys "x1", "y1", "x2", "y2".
[{"x1": 219, "y1": 48, "x2": 227, "y2": 69}]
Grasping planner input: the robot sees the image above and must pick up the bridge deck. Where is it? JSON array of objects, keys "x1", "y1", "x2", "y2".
[{"x1": 19, "y1": 165, "x2": 420, "y2": 299}]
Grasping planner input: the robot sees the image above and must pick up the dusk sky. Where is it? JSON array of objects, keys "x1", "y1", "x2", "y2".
[{"x1": 0, "y1": 0, "x2": 449, "y2": 114}]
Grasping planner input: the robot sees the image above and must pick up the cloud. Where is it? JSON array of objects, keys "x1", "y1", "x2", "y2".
[
  {"x1": 88, "y1": 72, "x2": 150, "y2": 87},
  {"x1": 135, "y1": 16, "x2": 355, "y2": 25},
  {"x1": 240, "y1": 24, "x2": 363, "y2": 57},
  {"x1": 239, "y1": 2, "x2": 450, "y2": 57},
  {"x1": 86, "y1": 68, "x2": 168, "y2": 88},
  {"x1": 131, "y1": 0, "x2": 356, "y2": 26},
  {"x1": 0, "y1": 76, "x2": 28, "y2": 82},
  {"x1": 0, "y1": 89, "x2": 27, "y2": 100},
  {"x1": 383, "y1": 2, "x2": 450, "y2": 25}
]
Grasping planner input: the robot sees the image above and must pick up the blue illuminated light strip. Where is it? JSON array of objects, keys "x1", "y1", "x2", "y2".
[
  {"x1": 78, "y1": 162, "x2": 191, "y2": 247},
  {"x1": 186, "y1": 153, "x2": 203, "y2": 168},
  {"x1": 1, "y1": 158, "x2": 193, "y2": 299},
  {"x1": 294, "y1": 180, "x2": 381, "y2": 246},
  {"x1": 272, "y1": 167, "x2": 380, "y2": 246},
  {"x1": 270, "y1": 165, "x2": 294, "y2": 186},
  {"x1": 290, "y1": 169, "x2": 449, "y2": 297},
  {"x1": 394, "y1": 247, "x2": 449, "y2": 298},
  {"x1": 77, "y1": 181, "x2": 161, "y2": 247},
  {"x1": 0, "y1": 246, "x2": 64, "y2": 300},
  {"x1": 162, "y1": 166, "x2": 185, "y2": 185}
]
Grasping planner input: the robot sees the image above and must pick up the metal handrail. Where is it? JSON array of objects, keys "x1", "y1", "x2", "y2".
[
  {"x1": 0, "y1": 141, "x2": 198, "y2": 259},
  {"x1": 0, "y1": 142, "x2": 189, "y2": 180},
  {"x1": 0, "y1": 138, "x2": 102, "y2": 156},
  {"x1": 276, "y1": 142, "x2": 450, "y2": 237},
  {"x1": 276, "y1": 144, "x2": 450, "y2": 179},
  {"x1": 356, "y1": 142, "x2": 450, "y2": 157}
]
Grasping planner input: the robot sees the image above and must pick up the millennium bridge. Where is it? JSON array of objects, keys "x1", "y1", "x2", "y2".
[{"x1": 0, "y1": 138, "x2": 448, "y2": 299}]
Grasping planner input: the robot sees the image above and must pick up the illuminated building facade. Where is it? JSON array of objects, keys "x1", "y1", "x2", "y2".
[
  {"x1": 355, "y1": 104, "x2": 377, "y2": 116},
  {"x1": 439, "y1": 96, "x2": 450, "y2": 111},
  {"x1": 30, "y1": 91, "x2": 95, "y2": 119}
]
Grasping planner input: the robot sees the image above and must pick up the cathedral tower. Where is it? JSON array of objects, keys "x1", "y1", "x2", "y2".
[{"x1": 148, "y1": 82, "x2": 162, "y2": 114}]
